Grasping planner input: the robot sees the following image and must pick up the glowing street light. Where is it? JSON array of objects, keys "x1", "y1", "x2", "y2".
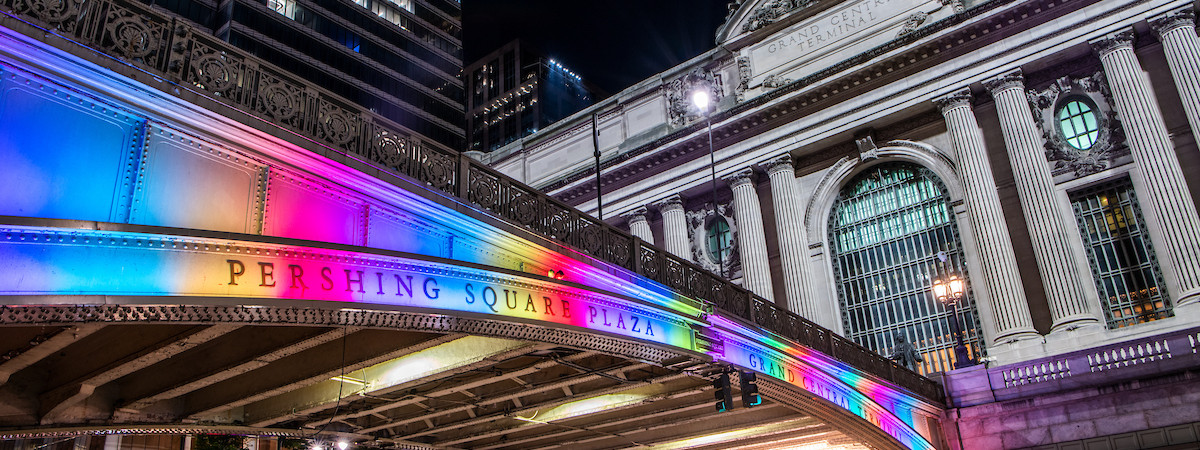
[
  {"x1": 932, "y1": 273, "x2": 975, "y2": 369},
  {"x1": 692, "y1": 87, "x2": 723, "y2": 278}
]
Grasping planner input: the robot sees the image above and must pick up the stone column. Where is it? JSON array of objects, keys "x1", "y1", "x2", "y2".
[
  {"x1": 658, "y1": 195, "x2": 691, "y2": 261},
  {"x1": 985, "y1": 71, "x2": 1102, "y2": 332},
  {"x1": 624, "y1": 207, "x2": 654, "y2": 245},
  {"x1": 1093, "y1": 32, "x2": 1200, "y2": 307},
  {"x1": 935, "y1": 90, "x2": 1041, "y2": 344},
  {"x1": 727, "y1": 169, "x2": 774, "y2": 301},
  {"x1": 765, "y1": 156, "x2": 814, "y2": 317},
  {"x1": 1153, "y1": 10, "x2": 1200, "y2": 143}
]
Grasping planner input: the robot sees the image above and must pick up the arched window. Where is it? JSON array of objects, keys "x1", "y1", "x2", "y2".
[{"x1": 829, "y1": 162, "x2": 984, "y2": 374}]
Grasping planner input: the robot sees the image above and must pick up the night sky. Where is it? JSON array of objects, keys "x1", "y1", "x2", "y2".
[{"x1": 463, "y1": 0, "x2": 733, "y2": 96}]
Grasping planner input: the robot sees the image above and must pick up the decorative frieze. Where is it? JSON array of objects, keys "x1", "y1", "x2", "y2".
[{"x1": 741, "y1": 0, "x2": 815, "y2": 33}]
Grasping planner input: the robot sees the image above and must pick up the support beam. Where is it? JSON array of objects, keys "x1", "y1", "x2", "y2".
[
  {"x1": 247, "y1": 336, "x2": 536, "y2": 426},
  {"x1": 312, "y1": 351, "x2": 596, "y2": 428},
  {"x1": 394, "y1": 371, "x2": 688, "y2": 441},
  {"x1": 40, "y1": 325, "x2": 240, "y2": 423},
  {"x1": 362, "y1": 363, "x2": 654, "y2": 435},
  {"x1": 122, "y1": 327, "x2": 359, "y2": 410},
  {"x1": 0, "y1": 324, "x2": 103, "y2": 385},
  {"x1": 457, "y1": 385, "x2": 715, "y2": 448},
  {"x1": 186, "y1": 331, "x2": 464, "y2": 419}
]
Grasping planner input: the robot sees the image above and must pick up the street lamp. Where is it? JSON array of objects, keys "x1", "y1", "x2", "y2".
[
  {"x1": 692, "y1": 88, "x2": 724, "y2": 278},
  {"x1": 932, "y1": 273, "x2": 976, "y2": 369}
]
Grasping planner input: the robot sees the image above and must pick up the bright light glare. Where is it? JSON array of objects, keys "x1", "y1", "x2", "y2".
[
  {"x1": 692, "y1": 90, "x2": 711, "y2": 111},
  {"x1": 336, "y1": 442, "x2": 349, "y2": 450}
]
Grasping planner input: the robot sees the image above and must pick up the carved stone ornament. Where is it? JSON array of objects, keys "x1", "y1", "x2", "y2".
[
  {"x1": 1027, "y1": 72, "x2": 1127, "y2": 177},
  {"x1": 666, "y1": 68, "x2": 722, "y2": 127},
  {"x1": 897, "y1": 12, "x2": 930, "y2": 38},
  {"x1": 761, "y1": 74, "x2": 793, "y2": 89},
  {"x1": 1090, "y1": 31, "x2": 1135, "y2": 59},
  {"x1": 686, "y1": 203, "x2": 741, "y2": 275},
  {"x1": 941, "y1": 0, "x2": 965, "y2": 13},
  {"x1": 934, "y1": 89, "x2": 973, "y2": 113},
  {"x1": 855, "y1": 130, "x2": 879, "y2": 161},
  {"x1": 1150, "y1": 9, "x2": 1196, "y2": 36},
  {"x1": 735, "y1": 57, "x2": 752, "y2": 103},
  {"x1": 742, "y1": 0, "x2": 815, "y2": 33}
]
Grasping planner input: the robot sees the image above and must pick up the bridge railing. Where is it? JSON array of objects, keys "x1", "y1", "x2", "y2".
[{"x1": 0, "y1": 0, "x2": 944, "y2": 404}]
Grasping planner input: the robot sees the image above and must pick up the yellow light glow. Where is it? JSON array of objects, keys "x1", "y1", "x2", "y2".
[{"x1": 649, "y1": 418, "x2": 818, "y2": 450}]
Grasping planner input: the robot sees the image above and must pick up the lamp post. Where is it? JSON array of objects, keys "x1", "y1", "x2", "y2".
[
  {"x1": 932, "y1": 273, "x2": 976, "y2": 369},
  {"x1": 692, "y1": 89, "x2": 724, "y2": 279}
]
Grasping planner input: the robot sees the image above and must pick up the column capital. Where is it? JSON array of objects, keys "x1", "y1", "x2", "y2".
[
  {"x1": 1151, "y1": 8, "x2": 1196, "y2": 36},
  {"x1": 657, "y1": 195, "x2": 685, "y2": 212},
  {"x1": 764, "y1": 155, "x2": 795, "y2": 176},
  {"x1": 622, "y1": 207, "x2": 650, "y2": 224},
  {"x1": 1091, "y1": 30, "x2": 1135, "y2": 59},
  {"x1": 726, "y1": 169, "x2": 756, "y2": 188},
  {"x1": 934, "y1": 89, "x2": 973, "y2": 114},
  {"x1": 984, "y1": 70, "x2": 1026, "y2": 94}
]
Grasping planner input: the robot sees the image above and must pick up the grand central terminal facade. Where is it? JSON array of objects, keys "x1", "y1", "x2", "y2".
[{"x1": 483, "y1": 0, "x2": 1200, "y2": 447}]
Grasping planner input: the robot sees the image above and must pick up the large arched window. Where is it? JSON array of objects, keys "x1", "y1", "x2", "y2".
[{"x1": 829, "y1": 162, "x2": 984, "y2": 374}]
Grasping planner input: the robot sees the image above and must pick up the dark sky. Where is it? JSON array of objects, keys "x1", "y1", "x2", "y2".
[{"x1": 463, "y1": 1, "x2": 732, "y2": 95}]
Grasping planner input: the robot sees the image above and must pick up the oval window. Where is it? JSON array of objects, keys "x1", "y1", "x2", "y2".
[
  {"x1": 1058, "y1": 100, "x2": 1100, "y2": 150},
  {"x1": 706, "y1": 216, "x2": 732, "y2": 263}
]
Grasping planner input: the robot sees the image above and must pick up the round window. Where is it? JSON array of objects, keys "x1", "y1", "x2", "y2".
[
  {"x1": 706, "y1": 216, "x2": 733, "y2": 263},
  {"x1": 1058, "y1": 99, "x2": 1100, "y2": 150}
]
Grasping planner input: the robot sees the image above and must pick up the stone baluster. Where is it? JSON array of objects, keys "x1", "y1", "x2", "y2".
[
  {"x1": 765, "y1": 156, "x2": 814, "y2": 316},
  {"x1": 658, "y1": 195, "x2": 691, "y2": 261},
  {"x1": 935, "y1": 90, "x2": 1041, "y2": 344},
  {"x1": 1092, "y1": 32, "x2": 1200, "y2": 307},
  {"x1": 1152, "y1": 10, "x2": 1200, "y2": 144},
  {"x1": 985, "y1": 71, "x2": 1103, "y2": 332},
  {"x1": 624, "y1": 207, "x2": 654, "y2": 245},
  {"x1": 727, "y1": 170, "x2": 775, "y2": 301}
]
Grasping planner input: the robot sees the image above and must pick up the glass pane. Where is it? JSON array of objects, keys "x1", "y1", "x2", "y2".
[
  {"x1": 830, "y1": 163, "x2": 983, "y2": 375},
  {"x1": 1070, "y1": 178, "x2": 1172, "y2": 328}
]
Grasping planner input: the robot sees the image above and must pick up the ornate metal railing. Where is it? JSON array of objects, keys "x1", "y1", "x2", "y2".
[{"x1": 0, "y1": 0, "x2": 944, "y2": 403}]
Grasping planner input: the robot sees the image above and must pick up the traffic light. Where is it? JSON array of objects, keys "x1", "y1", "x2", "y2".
[
  {"x1": 740, "y1": 370, "x2": 762, "y2": 408},
  {"x1": 712, "y1": 372, "x2": 733, "y2": 412}
]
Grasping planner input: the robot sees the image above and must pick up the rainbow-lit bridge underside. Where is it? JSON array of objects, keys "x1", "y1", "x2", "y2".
[{"x1": 0, "y1": 1, "x2": 943, "y2": 448}]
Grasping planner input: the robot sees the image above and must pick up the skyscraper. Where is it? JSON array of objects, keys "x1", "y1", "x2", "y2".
[
  {"x1": 147, "y1": 0, "x2": 465, "y2": 151},
  {"x1": 466, "y1": 40, "x2": 598, "y2": 153}
]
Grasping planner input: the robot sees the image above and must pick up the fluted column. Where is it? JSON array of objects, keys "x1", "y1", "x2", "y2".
[
  {"x1": 1153, "y1": 10, "x2": 1200, "y2": 144},
  {"x1": 624, "y1": 207, "x2": 654, "y2": 245},
  {"x1": 935, "y1": 90, "x2": 1041, "y2": 344},
  {"x1": 658, "y1": 195, "x2": 691, "y2": 261},
  {"x1": 1093, "y1": 32, "x2": 1200, "y2": 306},
  {"x1": 727, "y1": 170, "x2": 774, "y2": 301},
  {"x1": 765, "y1": 156, "x2": 814, "y2": 316},
  {"x1": 985, "y1": 71, "x2": 1102, "y2": 331}
]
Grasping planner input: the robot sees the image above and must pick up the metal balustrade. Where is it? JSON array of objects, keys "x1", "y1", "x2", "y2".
[{"x1": 0, "y1": 0, "x2": 944, "y2": 403}]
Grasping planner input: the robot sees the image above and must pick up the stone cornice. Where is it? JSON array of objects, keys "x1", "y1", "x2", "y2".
[{"x1": 546, "y1": 0, "x2": 1111, "y2": 205}]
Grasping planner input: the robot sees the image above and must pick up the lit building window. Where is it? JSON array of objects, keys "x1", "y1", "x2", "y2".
[
  {"x1": 267, "y1": 0, "x2": 299, "y2": 20},
  {"x1": 1059, "y1": 99, "x2": 1100, "y2": 150},
  {"x1": 705, "y1": 216, "x2": 733, "y2": 264},
  {"x1": 829, "y1": 162, "x2": 983, "y2": 374},
  {"x1": 1071, "y1": 178, "x2": 1171, "y2": 328},
  {"x1": 353, "y1": 0, "x2": 411, "y2": 30}
]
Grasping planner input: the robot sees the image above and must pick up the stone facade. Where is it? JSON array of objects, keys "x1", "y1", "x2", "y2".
[{"x1": 483, "y1": 0, "x2": 1200, "y2": 447}]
